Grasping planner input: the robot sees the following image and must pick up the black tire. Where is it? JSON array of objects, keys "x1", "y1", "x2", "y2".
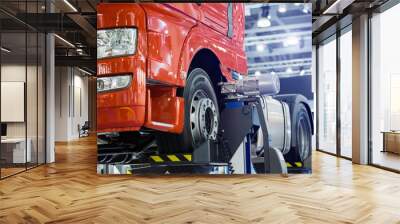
[
  {"x1": 156, "y1": 68, "x2": 219, "y2": 154},
  {"x1": 285, "y1": 103, "x2": 312, "y2": 162}
]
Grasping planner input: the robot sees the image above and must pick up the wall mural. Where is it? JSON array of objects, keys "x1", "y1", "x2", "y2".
[{"x1": 96, "y1": 3, "x2": 313, "y2": 175}]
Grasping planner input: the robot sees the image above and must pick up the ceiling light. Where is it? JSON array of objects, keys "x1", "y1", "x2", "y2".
[
  {"x1": 54, "y1": 34, "x2": 75, "y2": 48},
  {"x1": 278, "y1": 5, "x2": 287, "y2": 13},
  {"x1": 294, "y1": 3, "x2": 301, "y2": 6},
  {"x1": 271, "y1": 71, "x2": 276, "y2": 76},
  {"x1": 284, "y1": 36, "x2": 299, "y2": 47},
  {"x1": 63, "y1": 0, "x2": 78, "y2": 12},
  {"x1": 254, "y1": 71, "x2": 261, "y2": 76},
  {"x1": 257, "y1": 17, "x2": 271, "y2": 28},
  {"x1": 256, "y1": 44, "x2": 265, "y2": 52},
  {"x1": 323, "y1": 0, "x2": 341, "y2": 15},
  {"x1": 1, "y1": 47, "x2": 11, "y2": 53},
  {"x1": 300, "y1": 70, "x2": 305, "y2": 76},
  {"x1": 303, "y1": 5, "x2": 310, "y2": 14},
  {"x1": 286, "y1": 67, "x2": 293, "y2": 74},
  {"x1": 245, "y1": 8, "x2": 251, "y2": 16},
  {"x1": 78, "y1": 67, "x2": 93, "y2": 76},
  {"x1": 322, "y1": 0, "x2": 353, "y2": 15}
]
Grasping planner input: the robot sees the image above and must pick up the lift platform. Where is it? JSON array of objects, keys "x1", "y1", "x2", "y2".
[
  {"x1": 97, "y1": 154, "x2": 231, "y2": 175},
  {"x1": 97, "y1": 81, "x2": 311, "y2": 175}
]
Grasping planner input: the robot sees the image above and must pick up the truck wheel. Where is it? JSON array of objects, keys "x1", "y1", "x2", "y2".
[
  {"x1": 156, "y1": 68, "x2": 219, "y2": 154},
  {"x1": 286, "y1": 103, "x2": 312, "y2": 162}
]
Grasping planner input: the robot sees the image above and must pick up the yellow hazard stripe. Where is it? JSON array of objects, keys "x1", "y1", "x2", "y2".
[
  {"x1": 183, "y1": 154, "x2": 192, "y2": 161},
  {"x1": 286, "y1": 162, "x2": 303, "y2": 168},
  {"x1": 151, "y1": 154, "x2": 192, "y2": 162},
  {"x1": 167, "y1": 155, "x2": 180, "y2": 162},
  {"x1": 127, "y1": 170, "x2": 132, "y2": 174},
  {"x1": 150, "y1": 155, "x2": 164, "y2": 163}
]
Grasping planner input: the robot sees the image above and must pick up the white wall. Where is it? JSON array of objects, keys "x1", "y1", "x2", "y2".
[
  {"x1": 72, "y1": 73, "x2": 89, "y2": 137},
  {"x1": 1, "y1": 64, "x2": 25, "y2": 81},
  {"x1": 1, "y1": 82, "x2": 25, "y2": 122},
  {"x1": 55, "y1": 67, "x2": 70, "y2": 141},
  {"x1": 1, "y1": 65, "x2": 26, "y2": 140},
  {"x1": 1, "y1": 64, "x2": 39, "y2": 138},
  {"x1": 55, "y1": 67, "x2": 89, "y2": 141},
  {"x1": 1, "y1": 63, "x2": 46, "y2": 164}
]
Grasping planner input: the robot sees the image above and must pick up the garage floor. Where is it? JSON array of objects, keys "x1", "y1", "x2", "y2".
[{"x1": 0, "y1": 137, "x2": 399, "y2": 223}]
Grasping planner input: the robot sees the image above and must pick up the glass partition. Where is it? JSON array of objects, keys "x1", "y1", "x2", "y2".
[
  {"x1": 339, "y1": 28, "x2": 352, "y2": 158},
  {"x1": 370, "y1": 3, "x2": 400, "y2": 171},
  {"x1": 317, "y1": 37, "x2": 337, "y2": 154},
  {"x1": 0, "y1": 0, "x2": 46, "y2": 179},
  {"x1": 0, "y1": 9, "x2": 28, "y2": 177}
]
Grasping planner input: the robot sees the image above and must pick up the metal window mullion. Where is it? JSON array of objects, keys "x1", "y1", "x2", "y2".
[
  {"x1": 25, "y1": 0, "x2": 28, "y2": 171},
  {"x1": 44, "y1": 33, "x2": 47, "y2": 164},
  {"x1": 69, "y1": 68, "x2": 71, "y2": 118},
  {"x1": 336, "y1": 28, "x2": 341, "y2": 157},
  {"x1": 71, "y1": 68, "x2": 74, "y2": 118},
  {"x1": 367, "y1": 11, "x2": 373, "y2": 165},
  {"x1": 0, "y1": 22, "x2": 2, "y2": 179},
  {"x1": 44, "y1": 0, "x2": 48, "y2": 164},
  {"x1": 60, "y1": 68, "x2": 62, "y2": 117},
  {"x1": 316, "y1": 45, "x2": 320, "y2": 151},
  {"x1": 36, "y1": 0, "x2": 39, "y2": 167}
]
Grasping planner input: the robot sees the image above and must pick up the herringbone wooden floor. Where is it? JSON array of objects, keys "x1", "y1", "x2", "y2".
[{"x1": 1, "y1": 137, "x2": 400, "y2": 223}]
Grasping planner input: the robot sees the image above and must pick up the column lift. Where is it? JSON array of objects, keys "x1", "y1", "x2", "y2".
[{"x1": 97, "y1": 74, "x2": 308, "y2": 175}]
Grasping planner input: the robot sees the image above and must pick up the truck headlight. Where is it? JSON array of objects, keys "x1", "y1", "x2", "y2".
[
  {"x1": 97, "y1": 28, "x2": 137, "y2": 59},
  {"x1": 97, "y1": 75, "x2": 132, "y2": 92}
]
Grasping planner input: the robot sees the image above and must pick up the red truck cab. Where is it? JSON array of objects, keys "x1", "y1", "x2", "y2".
[
  {"x1": 97, "y1": 3, "x2": 314, "y2": 162},
  {"x1": 97, "y1": 3, "x2": 247, "y2": 152}
]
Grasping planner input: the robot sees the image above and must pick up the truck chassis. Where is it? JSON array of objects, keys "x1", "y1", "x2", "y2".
[{"x1": 97, "y1": 92, "x2": 311, "y2": 175}]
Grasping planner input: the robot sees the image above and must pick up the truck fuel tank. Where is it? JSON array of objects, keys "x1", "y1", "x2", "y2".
[
  {"x1": 254, "y1": 96, "x2": 291, "y2": 155},
  {"x1": 220, "y1": 73, "x2": 290, "y2": 154}
]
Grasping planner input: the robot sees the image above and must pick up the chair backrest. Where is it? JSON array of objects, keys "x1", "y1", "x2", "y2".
[{"x1": 82, "y1": 121, "x2": 90, "y2": 129}]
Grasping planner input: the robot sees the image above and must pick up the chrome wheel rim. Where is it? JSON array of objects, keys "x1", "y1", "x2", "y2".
[
  {"x1": 298, "y1": 117, "x2": 310, "y2": 161},
  {"x1": 190, "y1": 90, "x2": 218, "y2": 147}
]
